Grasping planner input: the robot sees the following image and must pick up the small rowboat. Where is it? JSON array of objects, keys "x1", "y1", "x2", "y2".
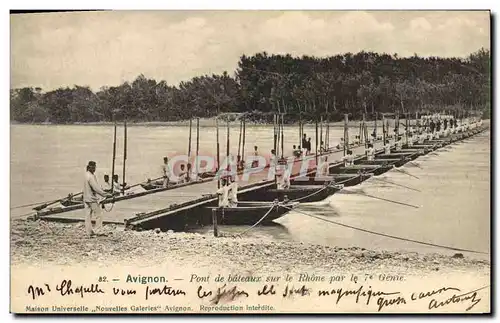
[
  {"x1": 207, "y1": 200, "x2": 299, "y2": 225},
  {"x1": 59, "y1": 198, "x2": 83, "y2": 207}
]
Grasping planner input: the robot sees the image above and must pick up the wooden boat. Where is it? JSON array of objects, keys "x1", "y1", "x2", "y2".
[
  {"x1": 355, "y1": 158, "x2": 408, "y2": 168},
  {"x1": 376, "y1": 151, "x2": 419, "y2": 161},
  {"x1": 335, "y1": 164, "x2": 392, "y2": 176},
  {"x1": 206, "y1": 200, "x2": 299, "y2": 225},
  {"x1": 407, "y1": 144, "x2": 435, "y2": 152},
  {"x1": 290, "y1": 173, "x2": 371, "y2": 188},
  {"x1": 60, "y1": 197, "x2": 83, "y2": 207},
  {"x1": 34, "y1": 178, "x2": 212, "y2": 217}
]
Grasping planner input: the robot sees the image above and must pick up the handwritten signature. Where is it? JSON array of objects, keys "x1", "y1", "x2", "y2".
[
  {"x1": 27, "y1": 280, "x2": 104, "y2": 300},
  {"x1": 427, "y1": 286, "x2": 488, "y2": 312}
]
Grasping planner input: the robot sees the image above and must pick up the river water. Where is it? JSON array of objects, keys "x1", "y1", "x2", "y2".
[{"x1": 10, "y1": 124, "x2": 490, "y2": 259}]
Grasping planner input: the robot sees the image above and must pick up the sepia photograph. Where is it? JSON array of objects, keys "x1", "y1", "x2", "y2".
[{"x1": 9, "y1": 9, "x2": 491, "y2": 314}]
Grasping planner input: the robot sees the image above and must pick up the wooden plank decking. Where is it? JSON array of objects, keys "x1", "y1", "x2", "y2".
[{"x1": 37, "y1": 138, "x2": 391, "y2": 224}]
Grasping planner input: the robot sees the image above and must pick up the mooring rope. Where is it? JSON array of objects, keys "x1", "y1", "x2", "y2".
[
  {"x1": 370, "y1": 177, "x2": 421, "y2": 192},
  {"x1": 11, "y1": 200, "x2": 57, "y2": 210},
  {"x1": 340, "y1": 189, "x2": 420, "y2": 208},
  {"x1": 281, "y1": 205, "x2": 488, "y2": 254},
  {"x1": 220, "y1": 201, "x2": 278, "y2": 237},
  {"x1": 102, "y1": 197, "x2": 116, "y2": 213},
  {"x1": 393, "y1": 167, "x2": 420, "y2": 180},
  {"x1": 289, "y1": 185, "x2": 328, "y2": 202}
]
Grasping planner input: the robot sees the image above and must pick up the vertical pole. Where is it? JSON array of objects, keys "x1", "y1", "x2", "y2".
[
  {"x1": 325, "y1": 101, "x2": 329, "y2": 150},
  {"x1": 212, "y1": 209, "x2": 219, "y2": 237},
  {"x1": 298, "y1": 117, "x2": 302, "y2": 147},
  {"x1": 364, "y1": 116, "x2": 369, "y2": 149},
  {"x1": 121, "y1": 116, "x2": 127, "y2": 195},
  {"x1": 216, "y1": 116, "x2": 220, "y2": 189},
  {"x1": 281, "y1": 114, "x2": 284, "y2": 159},
  {"x1": 273, "y1": 114, "x2": 277, "y2": 154},
  {"x1": 237, "y1": 118, "x2": 243, "y2": 157},
  {"x1": 188, "y1": 118, "x2": 192, "y2": 159},
  {"x1": 343, "y1": 114, "x2": 348, "y2": 156},
  {"x1": 405, "y1": 113, "x2": 409, "y2": 146},
  {"x1": 386, "y1": 118, "x2": 390, "y2": 140},
  {"x1": 226, "y1": 119, "x2": 230, "y2": 172},
  {"x1": 315, "y1": 118, "x2": 318, "y2": 165},
  {"x1": 382, "y1": 114, "x2": 386, "y2": 145},
  {"x1": 358, "y1": 120, "x2": 362, "y2": 145},
  {"x1": 242, "y1": 116, "x2": 246, "y2": 162},
  {"x1": 110, "y1": 119, "x2": 117, "y2": 195},
  {"x1": 320, "y1": 115, "x2": 323, "y2": 151},
  {"x1": 226, "y1": 119, "x2": 230, "y2": 159},
  {"x1": 395, "y1": 113, "x2": 400, "y2": 139},
  {"x1": 362, "y1": 113, "x2": 368, "y2": 148},
  {"x1": 196, "y1": 117, "x2": 200, "y2": 180}
]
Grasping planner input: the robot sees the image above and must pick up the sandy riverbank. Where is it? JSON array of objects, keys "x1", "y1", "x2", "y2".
[{"x1": 11, "y1": 219, "x2": 490, "y2": 276}]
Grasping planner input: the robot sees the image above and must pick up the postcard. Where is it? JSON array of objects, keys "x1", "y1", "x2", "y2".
[{"x1": 10, "y1": 10, "x2": 491, "y2": 314}]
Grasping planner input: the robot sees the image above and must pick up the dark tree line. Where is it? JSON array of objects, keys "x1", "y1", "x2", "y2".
[{"x1": 11, "y1": 49, "x2": 490, "y2": 124}]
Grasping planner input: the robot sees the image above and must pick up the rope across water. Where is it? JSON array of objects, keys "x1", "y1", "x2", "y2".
[{"x1": 281, "y1": 205, "x2": 488, "y2": 255}]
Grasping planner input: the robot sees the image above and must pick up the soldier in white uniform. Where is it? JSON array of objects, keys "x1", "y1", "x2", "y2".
[
  {"x1": 342, "y1": 150, "x2": 355, "y2": 166},
  {"x1": 216, "y1": 178, "x2": 230, "y2": 208},
  {"x1": 83, "y1": 161, "x2": 112, "y2": 237},
  {"x1": 228, "y1": 177, "x2": 238, "y2": 207},
  {"x1": 365, "y1": 143, "x2": 375, "y2": 161}
]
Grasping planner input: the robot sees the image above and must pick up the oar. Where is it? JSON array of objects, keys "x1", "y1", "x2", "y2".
[
  {"x1": 370, "y1": 177, "x2": 421, "y2": 192},
  {"x1": 343, "y1": 189, "x2": 419, "y2": 209},
  {"x1": 30, "y1": 192, "x2": 83, "y2": 211}
]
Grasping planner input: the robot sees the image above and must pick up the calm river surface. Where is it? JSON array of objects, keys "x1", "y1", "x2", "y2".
[{"x1": 10, "y1": 124, "x2": 490, "y2": 259}]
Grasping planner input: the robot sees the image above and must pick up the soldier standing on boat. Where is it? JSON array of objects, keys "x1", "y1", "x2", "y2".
[
  {"x1": 343, "y1": 150, "x2": 355, "y2": 166},
  {"x1": 384, "y1": 140, "x2": 391, "y2": 154},
  {"x1": 276, "y1": 163, "x2": 291, "y2": 189},
  {"x1": 302, "y1": 134, "x2": 308, "y2": 155},
  {"x1": 429, "y1": 119, "x2": 436, "y2": 134},
  {"x1": 228, "y1": 176, "x2": 238, "y2": 207},
  {"x1": 395, "y1": 136, "x2": 403, "y2": 151},
  {"x1": 270, "y1": 149, "x2": 277, "y2": 167},
  {"x1": 252, "y1": 146, "x2": 260, "y2": 168},
  {"x1": 187, "y1": 163, "x2": 199, "y2": 182},
  {"x1": 317, "y1": 155, "x2": 330, "y2": 178},
  {"x1": 216, "y1": 177, "x2": 230, "y2": 208},
  {"x1": 178, "y1": 164, "x2": 188, "y2": 184},
  {"x1": 365, "y1": 143, "x2": 375, "y2": 161},
  {"x1": 112, "y1": 175, "x2": 126, "y2": 193},
  {"x1": 161, "y1": 157, "x2": 172, "y2": 187},
  {"x1": 83, "y1": 161, "x2": 112, "y2": 237},
  {"x1": 103, "y1": 174, "x2": 111, "y2": 191},
  {"x1": 306, "y1": 138, "x2": 312, "y2": 155}
]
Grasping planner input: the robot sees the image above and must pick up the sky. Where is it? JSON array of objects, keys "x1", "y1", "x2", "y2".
[{"x1": 10, "y1": 10, "x2": 490, "y2": 91}]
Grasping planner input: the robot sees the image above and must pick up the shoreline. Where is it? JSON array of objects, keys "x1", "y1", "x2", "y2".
[
  {"x1": 11, "y1": 118, "x2": 473, "y2": 128},
  {"x1": 11, "y1": 219, "x2": 490, "y2": 275},
  {"x1": 10, "y1": 119, "x2": 377, "y2": 128}
]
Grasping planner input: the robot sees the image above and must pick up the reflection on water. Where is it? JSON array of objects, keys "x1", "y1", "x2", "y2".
[
  {"x1": 10, "y1": 125, "x2": 490, "y2": 259},
  {"x1": 188, "y1": 221, "x2": 290, "y2": 240}
]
